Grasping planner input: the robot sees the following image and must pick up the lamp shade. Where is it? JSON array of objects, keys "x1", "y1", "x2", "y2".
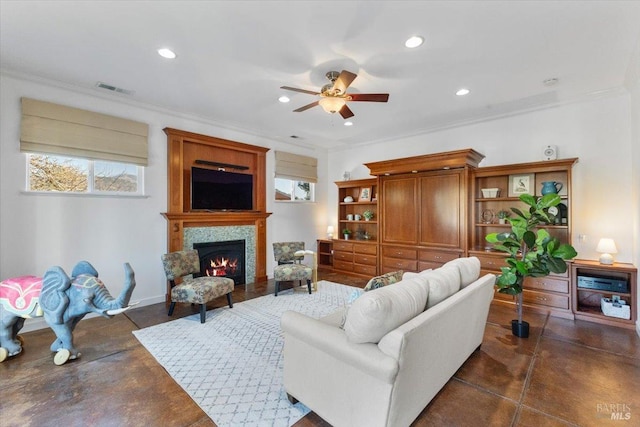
[
  {"x1": 326, "y1": 225, "x2": 334, "y2": 239},
  {"x1": 318, "y1": 96, "x2": 346, "y2": 113},
  {"x1": 596, "y1": 238, "x2": 617, "y2": 265}
]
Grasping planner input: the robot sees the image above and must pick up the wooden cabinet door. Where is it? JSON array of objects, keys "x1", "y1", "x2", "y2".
[
  {"x1": 419, "y1": 172, "x2": 462, "y2": 248},
  {"x1": 381, "y1": 176, "x2": 418, "y2": 244}
]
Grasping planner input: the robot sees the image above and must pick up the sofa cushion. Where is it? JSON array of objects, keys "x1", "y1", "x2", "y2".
[
  {"x1": 442, "y1": 257, "x2": 481, "y2": 288},
  {"x1": 401, "y1": 269, "x2": 432, "y2": 280},
  {"x1": 363, "y1": 270, "x2": 403, "y2": 291},
  {"x1": 423, "y1": 265, "x2": 461, "y2": 309},
  {"x1": 344, "y1": 277, "x2": 429, "y2": 344}
]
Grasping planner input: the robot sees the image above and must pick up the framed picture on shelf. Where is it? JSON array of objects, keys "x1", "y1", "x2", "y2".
[
  {"x1": 358, "y1": 186, "x2": 372, "y2": 201},
  {"x1": 508, "y1": 173, "x2": 535, "y2": 197}
]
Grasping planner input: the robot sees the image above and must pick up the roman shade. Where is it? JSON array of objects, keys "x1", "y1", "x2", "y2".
[
  {"x1": 274, "y1": 151, "x2": 317, "y2": 183},
  {"x1": 20, "y1": 97, "x2": 149, "y2": 166}
]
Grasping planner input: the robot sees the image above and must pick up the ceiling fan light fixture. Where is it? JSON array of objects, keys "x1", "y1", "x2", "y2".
[
  {"x1": 278, "y1": 95, "x2": 290, "y2": 103},
  {"x1": 344, "y1": 121, "x2": 353, "y2": 126},
  {"x1": 319, "y1": 96, "x2": 346, "y2": 114}
]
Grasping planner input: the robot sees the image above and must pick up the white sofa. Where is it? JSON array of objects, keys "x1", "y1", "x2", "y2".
[{"x1": 280, "y1": 257, "x2": 495, "y2": 427}]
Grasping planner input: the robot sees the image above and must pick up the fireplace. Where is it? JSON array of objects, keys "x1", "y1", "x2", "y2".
[{"x1": 193, "y1": 240, "x2": 246, "y2": 285}]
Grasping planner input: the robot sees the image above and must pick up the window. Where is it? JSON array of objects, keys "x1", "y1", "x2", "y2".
[
  {"x1": 274, "y1": 151, "x2": 317, "y2": 202},
  {"x1": 27, "y1": 154, "x2": 143, "y2": 195},
  {"x1": 275, "y1": 178, "x2": 314, "y2": 201}
]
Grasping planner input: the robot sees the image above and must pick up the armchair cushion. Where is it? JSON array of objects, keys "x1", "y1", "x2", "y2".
[
  {"x1": 343, "y1": 277, "x2": 429, "y2": 344},
  {"x1": 170, "y1": 277, "x2": 235, "y2": 304}
]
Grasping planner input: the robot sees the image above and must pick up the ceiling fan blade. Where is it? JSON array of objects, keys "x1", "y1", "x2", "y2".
[
  {"x1": 281, "y1": 86, "x2": 320, "y2": 95},
  {"x1": 293, "y1": 101, "x2": 319, "y2": 112},
  {"x1": 339, "y1": 104, "x2": 354, "y2": 119},
  {"x1": 349, "y1": 93, "x2": 389, "y2": 102},
  {"x1": 332, "y1": 70, "x2": 357, "y2": 95}
]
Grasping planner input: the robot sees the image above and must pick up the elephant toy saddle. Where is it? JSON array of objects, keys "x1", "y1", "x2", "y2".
[{"x1": 0, "y1": 275, "x2": 44, "y2": 317}]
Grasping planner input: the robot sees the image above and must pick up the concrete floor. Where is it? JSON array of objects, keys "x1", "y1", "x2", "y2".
[{"x1": 1, "y1": 271, "x2": 638, "y2": 427}]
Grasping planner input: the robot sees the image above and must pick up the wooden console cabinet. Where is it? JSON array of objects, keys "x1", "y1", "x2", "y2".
[{"x1": 571, "y1": 260, "x2": 637, "y2": 329}]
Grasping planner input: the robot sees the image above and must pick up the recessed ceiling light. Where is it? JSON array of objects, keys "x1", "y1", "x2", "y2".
[
  {"x1": 278, "y1": 96, "x2": 290, "y2": 103},
  {"x1": 543, "y1": 78, "x2": 559, "y2": 87},
  {"x1": 344, "y1": 121, "x2": 353, "y2": 126},
  {"x1": 405, "y1": 36, "x2": 424, "y2": 48},
  {"x1": 456, "y1": 88, "x2": 470, "y2": 96},
  {"x1": 157, "y1": 48, "x2": 176, "y2": 59}
]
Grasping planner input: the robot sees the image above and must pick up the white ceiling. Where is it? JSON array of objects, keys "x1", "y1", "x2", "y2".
[{"x1": 2, "y1": 1, "x2": 639, "y2": 150}]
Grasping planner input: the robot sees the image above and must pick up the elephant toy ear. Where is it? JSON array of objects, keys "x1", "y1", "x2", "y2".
[
  {"x1": 41, "y1": 266, "x2": 72, "y2": 325},
  {"x1": 71, "y1": 261, "x2": 98, "y2": 278}
]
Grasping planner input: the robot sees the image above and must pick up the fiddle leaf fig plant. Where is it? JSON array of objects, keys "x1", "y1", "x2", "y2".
[{"x1": 486, "y1": 193, "x2": 577, "y2": 327}]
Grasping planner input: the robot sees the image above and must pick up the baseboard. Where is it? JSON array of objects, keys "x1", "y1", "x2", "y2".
[
  {"x1": 636, "y1": 320, "x2": 640, "y2": 338},
  {"x1": 19, "y1": 294, "x2": 167, "y2": 333}
]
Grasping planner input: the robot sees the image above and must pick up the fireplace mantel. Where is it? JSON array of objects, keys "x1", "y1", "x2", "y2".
[{"x1": 162, "y1": 128, "x2": 271, "y2": 294}]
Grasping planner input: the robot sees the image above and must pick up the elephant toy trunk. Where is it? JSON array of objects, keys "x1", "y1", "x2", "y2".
[{"x1": 93, "y1": 263, "x2": 136, "y2": 312}]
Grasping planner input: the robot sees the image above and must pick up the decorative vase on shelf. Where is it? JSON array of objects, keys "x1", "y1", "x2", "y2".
[{"x1": 541, "y1": 181, "x2": 563, "y2": 195}]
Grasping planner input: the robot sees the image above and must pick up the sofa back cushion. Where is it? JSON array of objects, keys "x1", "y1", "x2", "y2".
[
  {"x1": 344, "y1": 277, "x2": 429, "y2": 344},
  {"x1": 423, "y1": 265, "x2": 461, "y2": 309},
  {"x1": 442, "y1": 257, "x2": 481, "y2": 288}
]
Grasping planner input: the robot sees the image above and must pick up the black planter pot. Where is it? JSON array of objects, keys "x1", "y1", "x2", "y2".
[{"x1": 511, "y1": 320, "x2": 530, "y2": 338}]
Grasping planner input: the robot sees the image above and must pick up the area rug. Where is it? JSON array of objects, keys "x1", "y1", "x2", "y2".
[{"x1": 132, "y1": 280, "x2": 357, "y2": 427}]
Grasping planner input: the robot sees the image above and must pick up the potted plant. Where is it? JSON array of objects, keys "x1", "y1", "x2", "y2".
[
  {"x1": 486, "y1": 193, "x2": 577, "y2": 338},
  {"x1": 497, "y1": 210, "x2": 510, "y2": 224},
  {"x1": 362, "y1": 210, "x2": 374, "y2": 221},
  {"x1": 342, "y1": 228, "x2": 352, "y2": 240}
]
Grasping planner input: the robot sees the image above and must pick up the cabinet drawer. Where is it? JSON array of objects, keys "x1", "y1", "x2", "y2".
[
  {"x1": 333, "y1": 241, "x2": 354, "y2": 252},
  {"x1": 333, "y1": 260, "x2": 353, "y2": 272},
  {"x1": 476, "y1": 254, "x2": 506, "y2": 270},
  {"x1": 355, "y1": 254, "x2": 376, "y2": 266},
  {"x1": 419, "y1": 250, "x2": 459, "y2": 263},
  {"x1": 354, "y1": 243, "x2": 377, "y2": 255},
  {"x1": 494, "y1": 289, "x2": 515, "y2": 302},
  {"x1": 333, "y1": 251, "x2": 353, "y2": 262},
  {"x1": 418, "y1": 261, "x2": 442, "y2": 271},
  {"x1": 382, "y1": 257, "x2": 417, "y2": 271},
  {"x1": 524, "y1": 276, "x2": 569, "y2": 294},
  {"x1": 382, "y1": 247, "x2": 417, "y2": 259},
  {"x1": 523, "y1": 290, "x2": 569, "y2": 310},
  {"x1": 354, "y1": 264, "x2": 377, "y2": 276}
]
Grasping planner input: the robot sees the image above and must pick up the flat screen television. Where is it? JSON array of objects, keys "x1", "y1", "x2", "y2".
[{"x1": 191, "y1": 166, "x2": 253, "y2": 211}]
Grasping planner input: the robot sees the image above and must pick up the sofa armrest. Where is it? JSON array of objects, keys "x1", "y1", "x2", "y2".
[{"x1": 281, "y1": 310, "x2": 399, "y2": 384}]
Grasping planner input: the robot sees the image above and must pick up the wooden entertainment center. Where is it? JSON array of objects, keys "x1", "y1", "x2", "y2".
[
  {"x1": 325, "y1": 149, "x2": 637, "y2": 329},
  {"x1": 161, "y1": 128, "x2": 271, "y2": 293}
]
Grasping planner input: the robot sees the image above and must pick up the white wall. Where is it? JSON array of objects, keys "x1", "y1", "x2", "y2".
[{"x1": 0, "y1": 73, "x2": 328, "y2": 330}]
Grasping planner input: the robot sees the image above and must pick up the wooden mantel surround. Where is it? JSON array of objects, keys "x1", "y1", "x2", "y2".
[{"x1": 162, "y1": 127, "x2": 272, "y2": 286}]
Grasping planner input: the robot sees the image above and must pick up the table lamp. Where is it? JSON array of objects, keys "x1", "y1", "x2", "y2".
[
  {"x1": 327, "y1": 225, "x2": 334, "y2": 240},
  {"x1": 596, "y1": 238, "x2": 617, "y2": 265}
]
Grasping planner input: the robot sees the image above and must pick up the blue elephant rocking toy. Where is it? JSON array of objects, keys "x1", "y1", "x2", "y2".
[{"x1": 0, "y1": 261, "x2": 136, "y2": 365}]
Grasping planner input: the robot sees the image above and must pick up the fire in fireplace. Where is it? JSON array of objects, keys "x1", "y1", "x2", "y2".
[{"x1": 193, "y1": 240, "x2": 246, "y2": 285}]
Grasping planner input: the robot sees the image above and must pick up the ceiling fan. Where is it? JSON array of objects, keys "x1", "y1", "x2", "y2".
[{"x1": 280, "y1": 70, "x2": 389, "y2": 119}]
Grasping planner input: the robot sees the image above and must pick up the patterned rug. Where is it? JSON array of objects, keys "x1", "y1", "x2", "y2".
[{"x1": 133, "y1": 281, "x2": 356, "y2": 427}]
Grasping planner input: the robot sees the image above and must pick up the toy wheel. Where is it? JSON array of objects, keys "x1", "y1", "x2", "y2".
[
  {"x1": 17, "y1": 335, "x2": 24, "y2": 346},
  {"x1": 0, "y1": 347, "x2": 7, "y2": 363},
  {"x1": 54, "y1": 349, "x2": 71, "y2": 366}
]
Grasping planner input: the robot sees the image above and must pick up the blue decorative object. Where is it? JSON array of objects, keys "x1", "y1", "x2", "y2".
[{"x1": 541, "y1": 181, "x2": 563, "y2": 195}]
